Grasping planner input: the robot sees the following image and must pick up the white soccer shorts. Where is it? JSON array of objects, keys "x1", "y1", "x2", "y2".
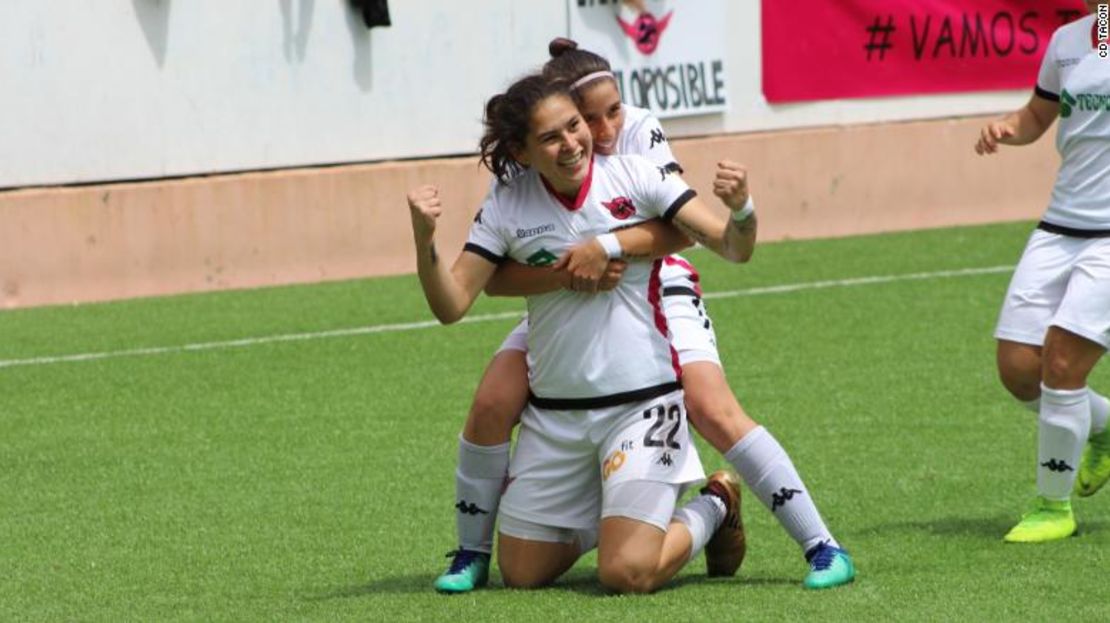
[
  {"x1": 498, "y1": 389, "x2": 705, "y2": 531},
  {"x1": 662, "y1": 291, "x2": 721, "y2": 366},
  {"x1": 995, "y1": 229, "x2": 1110, "y2": 349}
]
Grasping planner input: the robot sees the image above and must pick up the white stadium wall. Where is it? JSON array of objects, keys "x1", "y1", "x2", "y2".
[{"x1": 0, "y1": 1, "x2": 1053, "y2": 308}]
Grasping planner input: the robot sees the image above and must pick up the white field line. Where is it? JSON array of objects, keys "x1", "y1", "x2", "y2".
[{"x1": 0, "y1": 265, "x2": 1013, "y2": 370}]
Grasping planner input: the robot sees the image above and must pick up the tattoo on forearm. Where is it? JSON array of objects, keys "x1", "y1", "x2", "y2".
[
  {"x1": 429, "y1": 243, "x2": 438, "y2": 265},
  {"x1": 675, "y1": 220, "x2": 709, "y2": 245},
  {"x1": 624, "y1": 251, "x2": 650, "y2": 259}
]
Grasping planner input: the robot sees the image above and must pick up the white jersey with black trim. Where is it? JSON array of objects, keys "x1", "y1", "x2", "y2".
[
  {"x1": 618, "y1": 105, "x2": 681, "y2": 173},
  {"x1": 616, "y1": 106, "x2": 697, "y2": 291},
  {"x1": 466, "y1": 154, "x2": 697, "y2": 402},
  {"x1": 1037, "y1": 14, "x2": 1110, "y2": 230}
]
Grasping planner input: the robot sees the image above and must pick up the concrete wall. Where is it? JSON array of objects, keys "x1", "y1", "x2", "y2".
[
  {"x1": 0, "y1": 114, "x2": 1057, "y2": 309},
  {"x1": 1, "y1": 0, "x2": 1035, "y2": 189}
]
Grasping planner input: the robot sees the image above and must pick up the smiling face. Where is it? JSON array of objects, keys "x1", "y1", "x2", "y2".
[
  {"x1": 576, "y1": 79, "x2": 625, "y2": 156},
  {"x1": 516, "y1": 94, "x2": 593, "y2": 196}
]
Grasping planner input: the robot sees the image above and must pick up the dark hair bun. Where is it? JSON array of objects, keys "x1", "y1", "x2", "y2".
[{"x1": 548, "y1": 37, "x2": 579, "y2": 58}]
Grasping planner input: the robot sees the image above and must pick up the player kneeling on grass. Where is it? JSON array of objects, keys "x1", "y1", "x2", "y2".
[
  {"x1": 434, "y1": 38, "x2": 854, "y2": 595},
  {"x1": 407, "y1": 73, "x2": 762, "y2": 592},
  {"x1": 975, "y1": 1, "x2": 1110, "y2": 543}
]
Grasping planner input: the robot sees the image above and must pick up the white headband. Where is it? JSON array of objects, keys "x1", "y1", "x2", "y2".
[{"x1": 571, "y1": 70, "x2": 615, "y2": 91}]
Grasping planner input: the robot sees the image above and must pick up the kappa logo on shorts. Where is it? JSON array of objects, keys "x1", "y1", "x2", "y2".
[
  {"x1": 658, "y1": 452, "x2": 674, "y2": 467},
  {"x1": 602, "y1": 196, "x2": 637, "y2": 220},
  {"x1": 602, "y1": 449, "x2": 627, "y2": 481}
]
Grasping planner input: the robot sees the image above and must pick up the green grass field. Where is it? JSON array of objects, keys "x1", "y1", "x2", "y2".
[{"x1": 2, "y1": 220, "x2": 1108, "y2": 621}]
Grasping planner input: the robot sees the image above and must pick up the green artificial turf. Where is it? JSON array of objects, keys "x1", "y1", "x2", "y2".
[{"x1": 2, "y1": 220, "x2": 1107, "y2": 621}]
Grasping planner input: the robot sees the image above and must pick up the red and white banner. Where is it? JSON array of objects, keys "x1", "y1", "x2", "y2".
[{"x1": 762, "y1": 0, "x2": 1088, "y2": 103}]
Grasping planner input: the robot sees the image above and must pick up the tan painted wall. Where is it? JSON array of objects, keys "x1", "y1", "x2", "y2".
[{"x1": 0, "y1": 114, "x2": 1056, "y2": 309}]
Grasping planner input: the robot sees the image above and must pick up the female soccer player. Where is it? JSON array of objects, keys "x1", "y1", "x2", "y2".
[
  {"x1": 435, "y1": 40, "x2": 854, "y2": 592},
  {"x1": 975, "y1": 1, "x2": 1110, "y2": 542},
  {"x1": 410, "y1": 72, "x2": 758, "y2": 592}
]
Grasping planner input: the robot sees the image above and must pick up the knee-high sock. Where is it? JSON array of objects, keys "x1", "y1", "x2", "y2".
[
  {"x1": 455, "y1": 436, "x2": 510, "y2": 553},
  {"x1": 1037, "y1": 384, "x2": 1090, "y2": 501},
  {"x1": 672, "y1": 494, "x2": 725, "y2": 561},
  {"x1": 726, "y1": 426, "x2": 837, "y2": 554},
  {"x1": 1024, "y1": 389, "x2": 1109, "y2": 435}
]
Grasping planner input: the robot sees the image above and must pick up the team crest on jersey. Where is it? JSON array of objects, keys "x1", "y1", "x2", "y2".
[{"x1": 603, "y1": 196, "x2": 637, "y2": 220}]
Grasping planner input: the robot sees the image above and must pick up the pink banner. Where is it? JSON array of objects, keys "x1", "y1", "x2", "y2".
[{"x1": 762, "y1": 0, "x2": 1088, "y2": 103}]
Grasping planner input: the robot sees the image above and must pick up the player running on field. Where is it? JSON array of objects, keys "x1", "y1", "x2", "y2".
[
  {"x1": 434, "y1": 39, "x2": 854, "y2": 593},
  {"x1": 975, "y1": 1, "x2": 1110, "y2": 543}
]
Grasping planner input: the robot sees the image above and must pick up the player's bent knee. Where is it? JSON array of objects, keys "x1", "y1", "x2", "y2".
[
  {"x1": 1042, "y1": 352, "x2": 1082, "y2": 388},
  {"x1": 499, "y1": 566, "x2": 550, "y2": 589},
  {"x1": 998, "y1": 370, "x2": 1041, "y2": 402},
  {"x1": 597, "y1": 561, "x2": 655, "y2": 594},
  {"x1": 996, "y1": 342, "x2": 1042, "y2": 401},
  {"x1": 497, "y1": 553, "x2": 558, "y2": 589}
]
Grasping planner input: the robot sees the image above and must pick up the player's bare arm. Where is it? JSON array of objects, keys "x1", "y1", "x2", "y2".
[
  {"x1": 408, "y1": 185, "x2": 499, "y2": 324},
  {"x1": 485, "y1": 218, "x2": 687, "y2": 295},
  {"x1": 672, "y1": 160, "x2": 756, "y2": 263},
  {"x1": 975, "y1": 94, "x2": 1060, "y2": 155}
]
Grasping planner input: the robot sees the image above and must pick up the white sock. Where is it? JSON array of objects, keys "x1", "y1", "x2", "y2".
[
  {"x1": 1022, "y1": 389, "x2": 1108, "y2": 435},
  {"x1": 1037, "y1": 384, "x2": 1090, "y2": 501},
  {"x1": 1090, "y1": 391, "x2": 1110, "y2": 434},
  {"x1": 455, "y1": 435, "x2": 510, "y2": 553},
  {"x1": 672, "y1": 494, "x2": 725, "y2": 561},
  {"x1": 726, "y1": 426, "x2": 838, "y2": 554}
]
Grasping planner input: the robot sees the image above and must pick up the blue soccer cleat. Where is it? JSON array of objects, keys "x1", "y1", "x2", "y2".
[
  {"x1": 803, "y1": 542, "x2": 856, "y2": 589},
  {"x1": 434, "y1": 549, "x2": 490, "y2": 594}
]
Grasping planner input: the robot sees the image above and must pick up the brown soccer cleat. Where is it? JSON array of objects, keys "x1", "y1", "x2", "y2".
[{"x1": 702, "y1": 470, "x2": 746, "y2": 577}]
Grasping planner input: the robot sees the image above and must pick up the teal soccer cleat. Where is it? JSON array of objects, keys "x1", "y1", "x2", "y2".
[
  {"x1": 803, "y1": 542, "x2": 856, "y2": 589},
  {"x1": 434, "y1": 549, "x2": 490, "y2": 594}
]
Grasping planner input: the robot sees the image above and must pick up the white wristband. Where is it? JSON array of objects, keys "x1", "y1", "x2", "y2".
[
  {"x1": 731, "y1": 195, "x2": 755, "y2": 222},
  {"x1": 595, "y1": 233, "x2": 622, "y2": 259}
]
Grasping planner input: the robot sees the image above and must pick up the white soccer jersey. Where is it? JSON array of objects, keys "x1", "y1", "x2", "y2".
[
  {"x1": 618, "y1": 105, "x2": 681, "y2": 172},
  {"x1": 1037, "y1": 14, "x2": 1110, "y2": 230},
  {"x1": 466, "y1": 154, "x2": 696, "y2": 403}
]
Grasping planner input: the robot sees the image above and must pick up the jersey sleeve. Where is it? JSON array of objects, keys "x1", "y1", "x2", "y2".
[
  {"x1": 626, "y1": 155, "x2": 696, "y2": 221},
  {"x1": 464, "y1": 190, "x2": 508, "y2": 265},
  {"x1": 1035, "y1": 29, "x2": 1060, "y2": 101},
  {"x1": 624, "y1": 112, "x2": 682, "y2": 172}
]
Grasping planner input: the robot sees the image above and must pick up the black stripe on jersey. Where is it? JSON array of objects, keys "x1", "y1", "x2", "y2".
[
  {"x1": 1037, "y1": 220, "x2": 1110, "y2": 238},
  {"x1": 529, "y1": 381, "x2": 681, "y2": 410},
  {"x1": 463, "y1": 243, "x2": 506, "y2": 264},
  {"x1": 662, "y1": 286, "x2": 699, "y2": 298},
  {"x1": 1035, "y1": 85, "x2": 1060, "y2": 102},
  {"x1": 662, "y1": 189, "x2": 698, "y2": 222}
]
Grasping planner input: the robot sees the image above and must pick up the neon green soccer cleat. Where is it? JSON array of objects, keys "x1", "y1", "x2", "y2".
[
  {"x1": 1003, "y1": 497, "x2": 1077, "y2": 543},
  {"x1": 1075, "y1": 428, "x2": 1110, "y2": 497},
  {"x1": 434, "y1": 549, "x2": 490, "y2": 594},
  {"x1": 803, "y1": 542, "x2": 856, "y2": 589}
]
